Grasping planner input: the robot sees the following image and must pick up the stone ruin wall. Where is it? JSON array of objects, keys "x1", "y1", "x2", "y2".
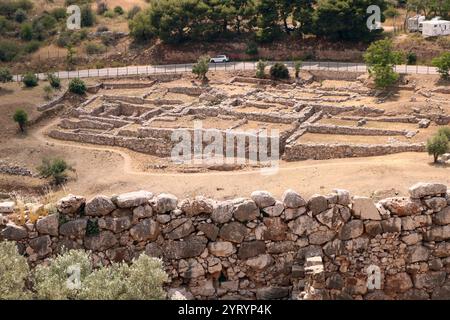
[
  {"x1": 1, "y1": 182, "x2": 450, "y2": 300},
  {"x1": 283, "y1": 143, "x2": 426, "y2": 161}
]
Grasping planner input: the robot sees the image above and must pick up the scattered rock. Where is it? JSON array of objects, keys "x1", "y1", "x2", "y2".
[
  {"x1": 208, "y1": 241, "x2": 235, "y2": 257},
  {"x1": 251, "y1": 191, "x2": 276, "y2": 208},
  {"x1": 351, "y1": 197, "x2": 381, "y2": 220},
  {"x1": 154, "y1": 193, "x2": 178, "y2": 213},
  {"x1": 281, "y1": 189, "x2": 306, "y2": 208},
  {"x1": 409, "y1": 182, "x2": 447, "y2": 199},
  {"x1": 36, "y1": 214, "x2": 59, "y2": 236},
  {"x1": 308, "y1": 194, "x2": 328, "y2": 215},
  {"x1": 57, "y1": 195, "x2": 86, "y2": 215},
  {"x1": 114, "y1": 191, "x2": 153, "y2": 208},
  {"x1": 85, "y1": 196, "x2": 116, "y2": 216},
  {"x1": 59, "y1": 219, "x2": 87, "y2": 238},
  {"x1": 339, "y1": 220, "x2": 364, "y2": 240},
  {"x1": 219, "y1": 222, "x2": 247, "y2": 243},
  {"x1": 130, "y1": 219, "x2": 160, "y2": 241}
]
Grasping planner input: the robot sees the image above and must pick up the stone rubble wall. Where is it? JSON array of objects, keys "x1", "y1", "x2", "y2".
[
  {"x1": 59, "y1": 119, "x2": 115, "y2": 131},
  {"x1": 306, "y1": 124, "x2": 409, "y2": 137},
  {"x1": 37, "y1": 90, "x2": 69, "y2": 112},
  {"x1": 309, "y1": 70, "x2": 365, "y2": 81},
  {"x1": 1, "y1": 182, "x2": 449, "y2": 300},
  {"x1": 284, "y1": 142, "x2": 426, "y2": 161}
]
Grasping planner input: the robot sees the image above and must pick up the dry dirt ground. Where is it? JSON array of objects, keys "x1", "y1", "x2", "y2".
[{"x1": 0, "y1": 72, "x2": 449, "y2": 202}]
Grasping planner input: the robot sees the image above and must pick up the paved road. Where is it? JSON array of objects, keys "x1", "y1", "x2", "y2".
[{"x1": 12, "y1": 61, "x2": 439, "y2": 82}]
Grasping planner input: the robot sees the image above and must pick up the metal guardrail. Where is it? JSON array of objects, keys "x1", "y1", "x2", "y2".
[{"x1": 12, "y1": 60, "x2": 438, "y2": 82}]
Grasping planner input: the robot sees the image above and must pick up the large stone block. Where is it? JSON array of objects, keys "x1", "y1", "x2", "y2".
[
  {"x1": 85, "y1": 196, "x2": 116, "y2": 216},
  {"x1": 251, "y1": 191, "x2": 276, "y2": 208},
  {"x1": 84, "y1": 231, "x2": 118, "y2": 251},
  {"x1": 339, "y1": 220, "x2": 364, "y2": 240},
  {"x1": 163, "y1": 218, "x2": 194, "y2": 240},
  {"x1": 409, "y1": 182, "x2": 447, "y2": 199},
  {"x1": 351, "y1": 196, "x2": 381, "y2": 220},
  {"x1": 130, "y1": 219, "x2": 160, "y2": 242},
  {"x1": 208, "y1": 241, "x2": 235, "y2": 257},
  {"x1": 57, "y1": 195, "x2": 86, "y2": 215},
  {"x1": 114, "y1": 190, "x2": 153, "y2": 208},
  {"x1": 59, "y1": 219, "x2": 87, "y2": 238},
  {"x1": 238, "y1": 241, "x2": 266, "y2": 259},
  {"x1": 163, "y1": 236, "x2": 207, "y2": 259},
  {"x1": 233, "y1": 199, "x2": 260, "y2": 222},
  {"x1": 219, "y1": 222, "x2": 247, "y2": 243},
  {"x1": 36, "y1": 214, "x2": 59, "y2": 236},
  {"x1": 281, "y1": 189, "x2": 306, "y2": 208}
]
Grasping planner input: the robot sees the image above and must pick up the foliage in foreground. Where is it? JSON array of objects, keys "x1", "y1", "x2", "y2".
[
  {"x1": 0, "y1": 242, "x2": 168, "y2": 300},
  {"x1": 0, "y1": 241, "x2": 31, "y2": 300}
]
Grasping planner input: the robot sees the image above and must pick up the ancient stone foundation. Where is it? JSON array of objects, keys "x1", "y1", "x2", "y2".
[{"x1": 1, "y1": 182, "x2": 450, "y2": 300}]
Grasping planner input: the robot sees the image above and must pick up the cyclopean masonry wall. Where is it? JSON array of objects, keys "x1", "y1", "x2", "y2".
[{"x1": 1, "y1": 183, "x2": 450, "y2": 300}]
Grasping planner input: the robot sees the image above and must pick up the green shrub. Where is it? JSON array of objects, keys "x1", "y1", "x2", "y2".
[
  {"x1": 96, "y1": 1, "x2": 108, "y2": 15},
  {"x1": 406, "y1": 52, "x2": 417, "y2": 65},
  {"x1": 85, "y1": 42, "x2": 106, "y2": 54},
  {"x1": 20, "y1": 22, "x2": 33, "y2": 41},
  {"x1": 192, "y1": 55, "x2": 210, "y2": 81},
  {"x1": 103, "y1": 10, "x2": 116, "y2": 18},
  {"x1": 33, "y1": 249, "x2": 168, "y2": 300},
  {"x1": 37, "y1": 157, "x2": 72, "y2": 184},
  {"x1": 69, "y1": 78, "x2": 86, "y2": 95},
  {"x1": 44, "y1": 85, "x2": 53, "y2": 99},
  {"x1": 33, "y1": 249, "x2": 92, "y2": 300},
  {"x1": 81, "y1": 5, "x2": 95, "y2": 27},
  {"x1": 432, "y1": 52, "x2": 450, "y2": 80},
  {"x1": 364, "y1": 39, "x2": 402, "y2": 89},
  {"x1": 294, "y1": 60, "x2": 302, "y2": 78},
  {"x1": 127, "y1": 5, "x2": 141, "y2": 20},
  {"x1": 0, "y1": 67, "x2": 13, "y2": 83},
  {"x1": 270, "y1": 63, "x2": 289, "y2": 80},
  {"x1": 256, "y1": 60, "x2": 267, "y2": 79},
  {"x1": 22, "y1": 72, "x2": 38, "y2": 87},
  {"x1": 0, "y1": 241, "x2": 31, "y2": 299},
  {"x1": 129, "y1": 10, "x2": 154, "y2": 42},
  {"x1": 47, "y1": 73, "x2": 61, "y2": 89},
  {"x1": 245, "y1": 41, "x2": 258, "y2": 56},
  {"x1": 427, "y1": 133, "x2": 449, "y2": 163},
  {"x1": 13, "y1": 109, "x2": 28, "y2": 133},
  {"x1": 0, "y1": 40, "x2": 21, "y2": 62},
  {"x1": 114, "y1": 6, "x2": 124, "y2": 15},
  {"x1": 79, "y1": 254, "x2": 168, "y2": 300},
  {"x1": 23, "y1": 40, "x2": 40, "y2": 53},
  {"x1": 438, "y1": 127, "x2": 450, "y2": 140},
  {"x1": 50, "y1": 7, "x2": 67, "y2": 21},
  {"x1": 14, "y1": 8, "x2": 27, "y2": 22}
]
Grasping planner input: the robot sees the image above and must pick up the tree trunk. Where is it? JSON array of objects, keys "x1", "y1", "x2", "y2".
[
  {"x1": 434, "y1": 154, "x2": 439, "y2": 163},
  {"x1": 283, "y1": 17, "x2": 290, "y2": 34},
  {"x1": 19, "y1": 123, "x2": 24, "y2": 133}
]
